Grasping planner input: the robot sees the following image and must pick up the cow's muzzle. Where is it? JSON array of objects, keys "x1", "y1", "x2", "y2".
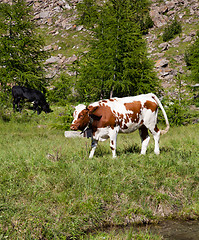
[{"x1": 70, "y1": 124, "x2": 78, "y2": 131}]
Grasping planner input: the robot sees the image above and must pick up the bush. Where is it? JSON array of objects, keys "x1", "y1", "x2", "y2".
[
  {"x1": 162, "y1": 18, "x2": 182, "y2": 42},
  {"x1": 158, "y1": 74, "x2": 198, "y2": 126},
  {"x1": 159, "y1": 94, "x2": 198, "y2": 126},
  {"x1": 49, "y1": 104, "x2": 74, "y2": 130},
  {"x1": 48, "y1": 73, "x2": 75, "y2": 105},
  {"x1": 163, "y1": 98, "x2": 186, "y2": 126}
]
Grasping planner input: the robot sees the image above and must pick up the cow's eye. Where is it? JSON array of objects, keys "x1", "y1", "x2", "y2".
[{"x1": 79, "y1": 115, "x2": 83, "y2": 118}]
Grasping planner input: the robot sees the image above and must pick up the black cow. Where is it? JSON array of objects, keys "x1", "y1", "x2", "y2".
[{"x1": 12, "y1": 86, "x2": 52, "y2": 115}]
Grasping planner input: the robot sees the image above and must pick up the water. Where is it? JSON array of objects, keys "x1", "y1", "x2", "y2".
[{"x1": 148, "y1": 220, "x2": 199, "y2": 240}]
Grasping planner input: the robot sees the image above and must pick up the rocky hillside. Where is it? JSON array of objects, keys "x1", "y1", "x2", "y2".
[
  {"x1": 1, "y1": 0, "x2": 199, "y2": 91},
  {"x1": 148, "y1": 0, "x2": 199, "y2": 89}
]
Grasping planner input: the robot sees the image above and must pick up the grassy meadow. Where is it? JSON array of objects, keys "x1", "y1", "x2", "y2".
[{"x1": 0, "y1": 107, "x2": 199, "y2": 239}]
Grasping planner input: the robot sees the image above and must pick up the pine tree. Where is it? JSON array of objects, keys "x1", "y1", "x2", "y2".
[
  {"x1": 76, "y1": 0, "x2": 159, "y2": 101},
  {"x1": 185, "y1": 31, "x2": 199, "y2": 83},
  {"x1": 0, "y1": 0, "x2": 48, "y2": 104}
]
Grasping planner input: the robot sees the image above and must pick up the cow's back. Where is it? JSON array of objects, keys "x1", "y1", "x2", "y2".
[
  {"x1": 89, "y1": 93, "x2": 157, "y2": 133},
  {"x1": 22, "y1": 88, "x2": 45, "y2": 102}
]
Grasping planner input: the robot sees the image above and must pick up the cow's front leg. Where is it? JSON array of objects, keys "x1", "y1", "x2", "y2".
[
  {"x1": 13, "y1": 98, "x2": 21, "y2": 112},
  {"x1": 33, "y1": 101, "x2": 41, "y2": 115},
  {"x1": 109, "y1": 127, "x2": 119, "y2": 158},
  {"x1": 89, "y1": 139, "x2": 98, "y2": 158},
  {"x1": 13, "y1": 101, "x2": 16, "y2": 112}
]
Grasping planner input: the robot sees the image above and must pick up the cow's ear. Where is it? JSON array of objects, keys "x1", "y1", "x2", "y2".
[
  {"x1": 87, "y1": 106, "x2": 98, "y2": 114},
  {"x1": 88, "y1": 106, "x2": 102, "y2": 121}
]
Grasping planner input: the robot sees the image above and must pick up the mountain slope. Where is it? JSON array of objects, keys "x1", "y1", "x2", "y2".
[{"x1": 1, "y1": 0, "x2": 199, "y2": 90}]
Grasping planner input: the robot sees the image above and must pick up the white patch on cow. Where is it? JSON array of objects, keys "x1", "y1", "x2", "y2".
[
  {"x1": 94, "y1": 127, "x2": 110, "y2": 141},
  {"x1": 140, "y1": 135, "x2": 150, "y2": 155},
  {"x1": 72, "y1": 104, "x2": 86, "y2": 123}
]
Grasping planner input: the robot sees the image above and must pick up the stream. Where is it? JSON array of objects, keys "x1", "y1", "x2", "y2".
[{"x1": 143, "y1": 220, "x2": 199, "y2": 240}]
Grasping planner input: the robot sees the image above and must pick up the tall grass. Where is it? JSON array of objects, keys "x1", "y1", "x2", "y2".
[{"x1": 0, "y1": 111, "x2": 198, "y2": 239}]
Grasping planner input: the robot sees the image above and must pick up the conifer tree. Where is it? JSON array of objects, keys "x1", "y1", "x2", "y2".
[
  {"x1": 76, "y1": 0, "x2": 158, "y2": 101},
  {"x1": 185, "y1": 31, "x2": 199, "y2": 83},
  {"x1": 0, "y1": 0, "x2": 48, "y2": 103}
]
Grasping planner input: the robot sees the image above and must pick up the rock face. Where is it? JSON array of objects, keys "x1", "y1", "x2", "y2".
[
  {"x1": 146, "y1": 0, "x2": 199, "y2": 86},
  {"x1": 1, "y1": 0, "x2": 199, "y2": 89}
]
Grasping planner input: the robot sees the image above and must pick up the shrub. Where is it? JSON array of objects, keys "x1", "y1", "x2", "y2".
[
  {"x1": 49, "y1": 104, "x2": 74, "y2": 130},
  {"x1": 48, "y1": 73, "x2": 75, "y2": 105},
  {"x1": 162, "y1": 18, "x2": 182, "y2": 42},
  {"x1": 159, "y1": 93, "x2": 198, "y2": 126},
  {"x1": 158, "y1": 75, "x2": 198, "y2": 126}
]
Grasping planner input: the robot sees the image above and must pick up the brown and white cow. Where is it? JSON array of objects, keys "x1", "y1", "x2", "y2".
[{"x1": 70, "y1": 93, "x2": 169, "y2": 158}]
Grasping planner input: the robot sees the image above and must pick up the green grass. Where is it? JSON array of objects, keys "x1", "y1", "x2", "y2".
[{"x1": 0, "y1": 110, "x2": 199, "y2": 239}]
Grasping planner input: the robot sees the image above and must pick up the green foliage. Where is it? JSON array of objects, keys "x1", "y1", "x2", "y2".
[
  {"x1": 157, "y1": 74, "x2": 199, "y2": 126},
  {"x1": 77, "y1": 0, "x2": 153, "y2": 34},
  {"x1": 0, "y1": 0, "x2": 49, "y2": 104},
  {"x1": 77, "y1": 0, "x2": 99, "y2": 29},
  {"x1": 162, "y1": 18, "x2": 182, "y2": 42},
  {"x1": 159, "y1": 88, "x2": 198, "y2": 127},
  {"x1": 76, "y1": 0, "x2": 159, "y2": 101},
  {"x1": 185, "y1": 31, "x2": 199, "y2": 83},
  {"x1": 48, "y1": 73, "x2": 75, "y2": 105},
  {"x1": 49, "y1": 104, "x2": 74, "y2": 130},
  {"x1": 161, "y1": 97, "x2": 187, "y2": 126}
]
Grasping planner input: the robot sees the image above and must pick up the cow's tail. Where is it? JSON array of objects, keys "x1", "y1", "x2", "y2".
[{"x1": 151, "y1": 93, "x2": 170, "y2": 135}]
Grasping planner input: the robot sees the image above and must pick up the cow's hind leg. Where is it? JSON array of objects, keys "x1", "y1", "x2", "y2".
[
  {"x1": 13, "y1": 98, "x2": 21, "y2": 112},
  {"x1": 145, "y1": 124, "x2": 160, "y2": 155},
  {"x1": 139, "y1": 125, "x2": 150, "y2": 155},
  {"x1": 89, "y1": 139, "x2": 98, "y2": 158},
  {"x1": 143, "y1": 110, "x2": 160, "y2": 155},
  {"x1": 151, "y1": 126, "x2": 160, "y2": 155},
  {"x1": 109, "y1": 127, "x2": 119, "y2": 158}
]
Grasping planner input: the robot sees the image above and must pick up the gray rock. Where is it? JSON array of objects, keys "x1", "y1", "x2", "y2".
[
  {"x1": 159, "y1": 42, "x2": 169, "y2": 51},
  {"x1": 40, "y1": 11, "x2": 50, "y2": 19},
  {"x1": 155, "y1": 58, "x2": 169, "y2": 68},
  {"x1": 44, "y1": 56, "x2": 60, "y2": 64}
]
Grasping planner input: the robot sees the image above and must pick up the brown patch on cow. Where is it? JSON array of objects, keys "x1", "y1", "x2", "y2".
[
  {"x1": 110, "y1": 147, "x2": 115, "y2": 151},
  {"x1": 109, "y1": 98, "x2": 115, "y2": 102},
  {"x1": 124, "y1": 115, "x2": 129, "y2": 124},
  {"x1": 111, "y1": 140, "x2": 114, "y2": 145},
  {"x1": 124, "y1": 101, "x2": 142, "y2": 124},
  {"x1": 90, "y1": 105, "x2": 116, "y2": 130},
  {"x1": 123, "y1": 124, "x2": 128, "y2": 129},
  {"x1": 139, "y1": 125, "x2": 149, "y2": 141},
  {"x1": 144, "y1": 100, "x2": 158, "y2": 112},
  {"x1": 118, "y1": 113, "x2": 124, "y2": 119},
  {"x1": 101, "y1": 100, "x2": 108, "y2": 103},
  {"x1": 154, "y1": 124, "x2": 159, "y2": 133},
  {"x1": 88, "y1": 106, "x2": 98, "y2": 113},
  {"x1": 124, "y1": 101, "x2": 141, "y2": 111}
]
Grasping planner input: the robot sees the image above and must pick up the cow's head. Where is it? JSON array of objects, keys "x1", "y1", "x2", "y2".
[
  {"x1": 70, "y1": 104, "x2": 98, "y2": 131},
  {"x1": 42, "y1": 103, "x2": 52, "y2": 113}
]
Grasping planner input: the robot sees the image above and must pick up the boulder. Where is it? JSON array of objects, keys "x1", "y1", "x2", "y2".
[
  {"x1": 155, "y1": 58, "x2": 169, "y2": 68},
  {"x1": 44, "y1": 56, "x2": 60, "y2": 64}
]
